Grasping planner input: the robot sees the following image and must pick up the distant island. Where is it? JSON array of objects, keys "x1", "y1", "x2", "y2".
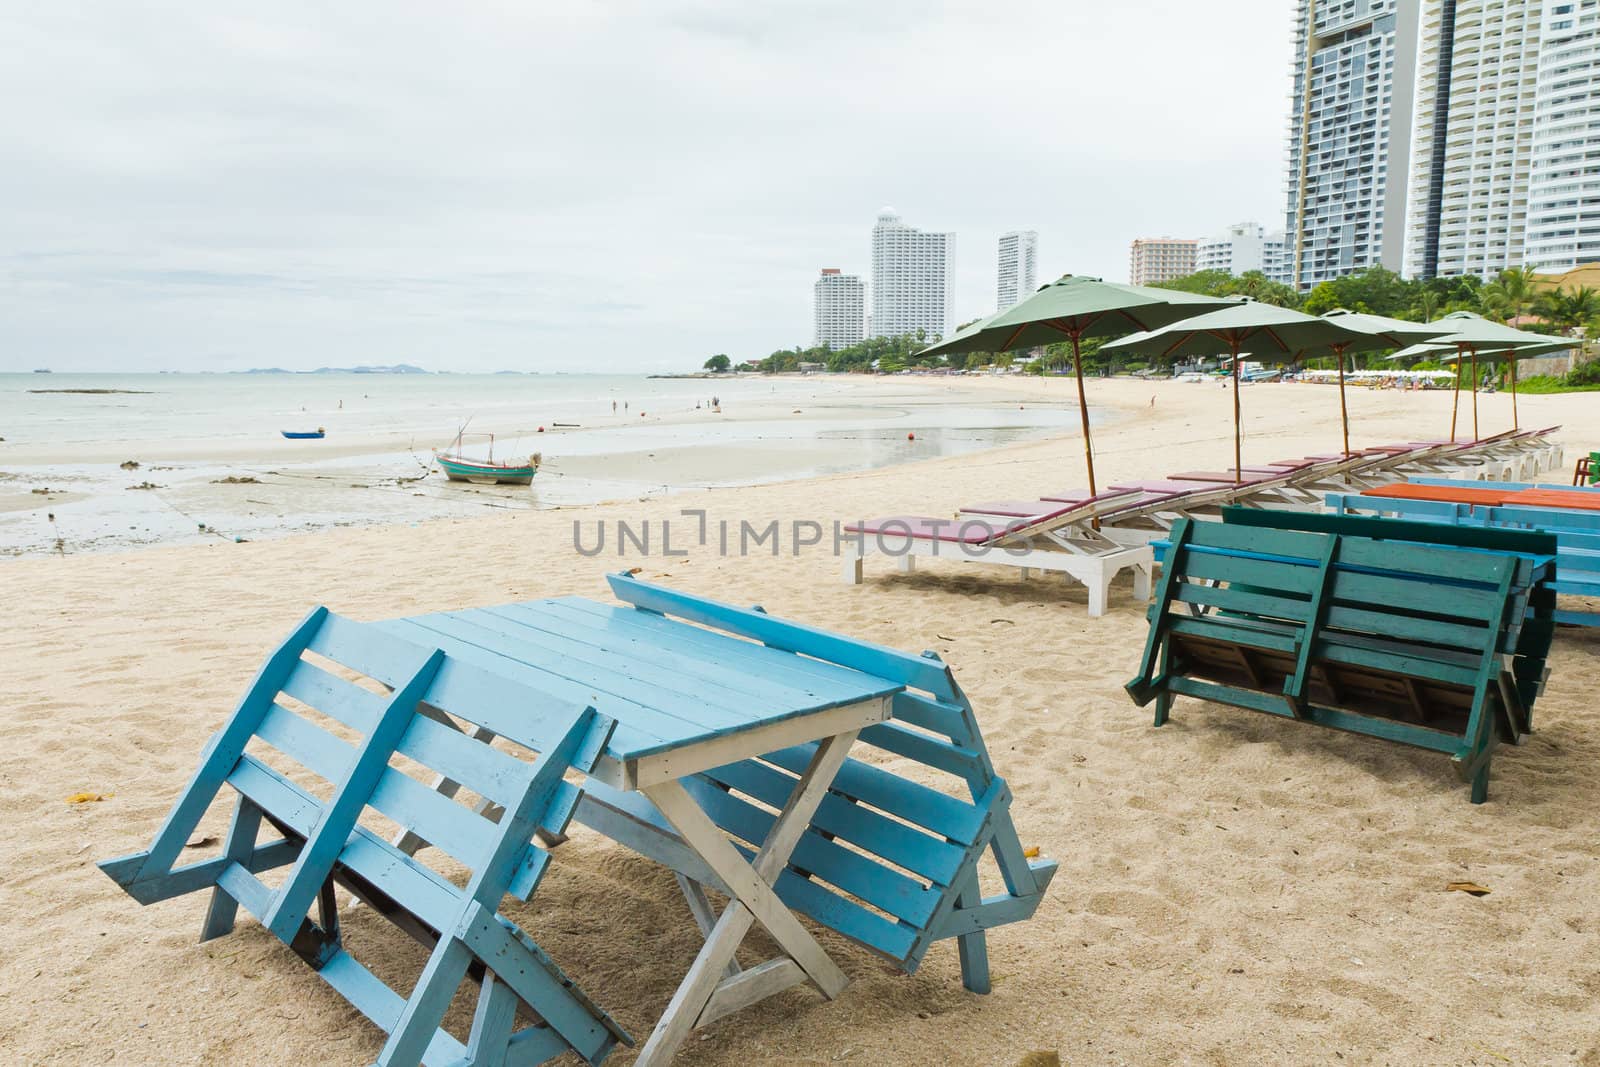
[{"x1": 238, "y1": 364, "x2": 428, "y2": 375}]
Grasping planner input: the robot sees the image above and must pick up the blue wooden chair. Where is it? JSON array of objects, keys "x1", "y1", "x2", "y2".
[
  {"x1": 99, "y1": 608, "x2": 632, "y2": 1067},
  {"x1": 588, "y1": 574, "x2": 1059, "y2": 993}
]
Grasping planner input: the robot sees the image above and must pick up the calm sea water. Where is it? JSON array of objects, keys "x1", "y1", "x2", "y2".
[{"x1": 0, "y1": 372, "x2": 1090, "y2": 556}]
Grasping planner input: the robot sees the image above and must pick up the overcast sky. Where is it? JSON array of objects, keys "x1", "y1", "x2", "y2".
[{"x1": 1, "y1": 2, "x2": 1292, "y2": 373}]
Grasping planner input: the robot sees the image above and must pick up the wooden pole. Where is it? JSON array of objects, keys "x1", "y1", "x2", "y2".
[
  {"x1": 1335, "y1": 343, "x2": 1351, "y2": 456},
  {"x1": 1231, "y1": 339, "x2": 1243, "y2": 483},
  {"x1": 1450, "y1": 346, "x2": 1462, "y2": 442},
  {"x1": 1071, "y1": 333, "x2": 1096, "y2": 498},
  {"x1": 1510, "y1": 354, "x2": 1519, "y2": 429},
  {"x1": 1471, "y1": 348, "x2": 1479, "y2": 441}
]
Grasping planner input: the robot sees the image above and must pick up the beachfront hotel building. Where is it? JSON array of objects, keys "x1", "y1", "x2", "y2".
[
  {"x1": 1403, "y1": 0, "x2": 1544, "y2": 279},
  {"x1": 1128, "y1": 237, "x2": 1197, "y2": 286},
  {"x1": 996, "y1": 230, "x2": 1039, "y2": 311},
  {"x1": 1525, "y1": 0, "x2": 1600, "y2": 271},
  {"x1": 870, "y1": 209, "x2": 953, "y2": 341},
  {"x1": 1284, "y1": 0, "x2": 1422, "y2": 289},
  {"x1": 812, "y1": 269, "x2": 865, "y2": 351},
  {"x1": 1194, "y1": 222, "x2": 1295, "y2": 285}
]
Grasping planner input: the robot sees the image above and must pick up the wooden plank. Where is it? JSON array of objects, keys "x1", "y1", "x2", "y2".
[
  {"x1": 606, "y1": 572, "x2": 956, "y2": 697},
  {"x1": 127, "y1": 607, "x2": 328, "y2": 885},
  {"x1": 694, "y1": 959, "x2": 808, "y2": 1029},
  {"x1": 759, "y1": 742, "x2": 988, "y2": 844},
  {"x1": 699, "y1": 758, "x2": 966, "y2": 883},
  {"x1": 261, "y1": 649, "x2": 446, "y2": 945},
  {"x1": 621, "y1": 697, "x2": 892, "y2": 791},
  {"x1": 472, "y1": 603, "x2": 871, "y2": 721},
  {"x1": 515, "y1": 599, "x2": 889, "y2": 707}
]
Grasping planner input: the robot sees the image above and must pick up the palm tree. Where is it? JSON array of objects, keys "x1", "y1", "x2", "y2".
[
  {"x1": 1480, "y1": 265, "x2": 1540, "y2": 323},
  {"x1": 1410, "y1": 289, "x2": 1441, "y2": 322},
  {"x1": 1534, "y1": 285, "x2": 1600, "y2": 334}
]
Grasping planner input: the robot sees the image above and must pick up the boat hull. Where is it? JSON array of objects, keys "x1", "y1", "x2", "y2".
[
  {"x1": 437, "y1": 456, "x2": 537, "y2": 485},
  {"x1": 281, "y1": 431, "x2": 325, "y2": 439}
]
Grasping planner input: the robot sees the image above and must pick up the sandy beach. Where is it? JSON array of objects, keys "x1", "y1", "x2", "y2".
[{"x1": 3, "y1": 375, "x2": 1599, "y2": 1066}]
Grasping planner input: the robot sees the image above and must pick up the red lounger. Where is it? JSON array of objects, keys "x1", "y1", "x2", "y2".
[{"x1": 1365, "y1": 482, "x2": 1514, "y2": 506}]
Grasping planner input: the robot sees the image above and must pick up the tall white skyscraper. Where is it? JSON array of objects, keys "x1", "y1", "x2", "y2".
[
  {"x1": 812, "y1": 269, "x2": 864, "y2": 351},
  {"x1": 1285, "y1": 0, "x2": 1422, "y2": 289},
  {"x1": 996, "y1": 230, "x2": 1038, "y2": 311},
  {"x1": 1404, "y1": 0, "x2": 1544, "y2": 280},
  {"x1": 1526, "y1": 0, "x2": 1600, "y2": 271},
  {"x1": 870, "y1": 209, "x2": 952, "y2": 341}
]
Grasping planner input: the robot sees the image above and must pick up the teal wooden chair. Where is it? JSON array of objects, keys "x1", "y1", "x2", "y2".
[
  {"x1": 1127, "y1": 517, "x2": 1553, "y2": 803},
  {"x1": 99, "y1": 609, "x2": 632, "y2": 1067},
  {"x1": 574, "y1": 574, "x2": 1058, "y2": 995}
]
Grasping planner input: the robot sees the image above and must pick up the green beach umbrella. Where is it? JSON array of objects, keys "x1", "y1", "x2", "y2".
[
  {"x1": 917, "y1": 275, "x2": 1239, "y2": 497},
  {"x1": 1417, "y1": 312, "x2": 1573, "y2": 439},
  {"x1": 1102, "y1": 300, "x2": 1369, "y2": 482},
  {"x1": 1293, "y1": 309, "x2": 1452, "y2": 456}
]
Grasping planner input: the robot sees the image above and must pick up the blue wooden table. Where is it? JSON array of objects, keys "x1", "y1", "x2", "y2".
[{"x1": 379, "y1": 594, "x2": 902, "y2": 1064}]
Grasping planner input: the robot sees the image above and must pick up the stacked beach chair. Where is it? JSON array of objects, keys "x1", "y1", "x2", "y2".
[
  {"x1": 1328, "y1": 477, "x2": 1600, "y2": 627},
  {"x1": 100, "y1": 575, "x2": 1055, "y2": 1066},
  {"x1": 1125, "y1": 509, "x2": 1558, "y2": 802}
]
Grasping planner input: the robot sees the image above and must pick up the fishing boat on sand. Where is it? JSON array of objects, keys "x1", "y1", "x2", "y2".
[
  {"x1": 281, "y1": 428, "x2": 326, "y2": 439},
  {"x1": 434, "y1": 431, "x2": 540, "y2": 485}
]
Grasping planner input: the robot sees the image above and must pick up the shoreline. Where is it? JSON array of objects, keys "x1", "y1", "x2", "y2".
[{"x1": 0, "y1": 373, "x2": 1113, "y2": 558}]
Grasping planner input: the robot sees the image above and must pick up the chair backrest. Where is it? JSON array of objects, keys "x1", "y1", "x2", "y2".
[
  {"x1": 100, "y1": 609, "x2": 629, "y2": 1067},
  {"x1": 607, "y1": 573, "x2": 1056, "y2": 984}
]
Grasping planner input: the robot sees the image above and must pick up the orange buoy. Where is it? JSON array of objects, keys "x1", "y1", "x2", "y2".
[
  {"x1": 537, "y1": 426, "x2": 545, "y2": 433},
  {"x1": 907, "y1": 432, "x2": 915, "y2": 440}
]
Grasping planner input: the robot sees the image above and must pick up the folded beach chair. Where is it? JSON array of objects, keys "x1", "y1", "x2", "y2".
[
  {"x1": 99, "y1": 610, "x2": 631, "y2": 1067},
  {"x1": 844, "y1": 489, "x2": 1155, "y2": 616},
  {"x1": 1329, "y1": 487, "x2": 1600, "y2": 627},
  {"x1": 1126, "y1": 514, "x2": 1557, "y2": 803}
]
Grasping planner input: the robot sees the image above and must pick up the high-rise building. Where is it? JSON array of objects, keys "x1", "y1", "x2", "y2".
[
  {"x1": 1404, "y1": 0, "x2": 1544, "y2": 280},
  {"x1": 1197, "y1": 222, "x2": 1265, "y2": 274},
  {"x1": 1525, "y1": 0, "x2": 1600, "y2": 271},
  {"x1": 1284, "y1": 0, "x2": 1422, "y2": 290},
  {"x1": 1128, "y1": 237, "x2": 1197, "y2": 286},
  {"x1": 870, "y1": 209, "x2": 953, "y2": 341},
  {"x1": 1195, "y1": 222, "x2": 1296, "y2": 286},
  {"x1": 1263, "y1": 231, "x2": 1293, "y2": 285},
  {"x1": 996, "y1": 230, "x2": 1039, "y2": 311},
  {"x1": 813, "y1": 269, "x2": 864, "y2": 351}
]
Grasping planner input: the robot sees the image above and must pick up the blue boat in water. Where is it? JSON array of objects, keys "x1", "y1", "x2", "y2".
[{"x1": 281, "y1": 428, "x2": 326, "y2": 440}]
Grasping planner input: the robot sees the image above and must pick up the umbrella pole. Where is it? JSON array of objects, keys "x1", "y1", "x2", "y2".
[
  {"x1": 1450, "y1": 348, "x2": 1461, "y2": 442},
  {"x1": 1071, "y1": 333, "x2": 1096, "y2": 498},
  {"x1": 1335, "y1": 344, "x2": 1350, "y2": 456},
  {"x1": 1510, "y1": 355, "x2": 1519, "y2": 429},
  {"x1": 1231, "y1": 339, "x2": 1242, "y2": 483},
  {"x1": 1471, "y1": 349, "x2": 1479, "y2": 440}
]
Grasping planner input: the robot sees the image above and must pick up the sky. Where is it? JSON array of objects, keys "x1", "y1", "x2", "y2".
[{"x1": 1, "y1": 1, "x2": 1292, "y2": 373}]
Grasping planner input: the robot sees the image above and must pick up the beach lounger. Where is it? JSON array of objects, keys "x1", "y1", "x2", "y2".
[
  {"x1": 99, "y1": 609, "x2": 632, "y2": 1067},
  {"x1": 844, "y1": 489, "x2": 1155, "y2": 616},
  {"x1": 1125, "y1": 515, "x2": 1556, "y2": 802}
]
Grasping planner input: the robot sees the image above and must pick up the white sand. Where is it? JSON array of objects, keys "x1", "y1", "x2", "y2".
[{"x1": 3, "y1": 377, "x2": 1598, "y2": 1065}]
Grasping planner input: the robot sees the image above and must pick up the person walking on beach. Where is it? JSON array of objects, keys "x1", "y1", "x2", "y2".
[{"x1": 612, "y1": 400, "x2": 617, "y2": 414}]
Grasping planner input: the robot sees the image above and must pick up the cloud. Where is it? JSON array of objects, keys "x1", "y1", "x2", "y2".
[{"x1": 0, "y1": 1, "x2": 1291, "y2": 371}]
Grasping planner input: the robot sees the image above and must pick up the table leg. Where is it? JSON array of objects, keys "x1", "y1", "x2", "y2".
[{"x1": 635, "y1": 729, "x2": 859, "y2": 1065}]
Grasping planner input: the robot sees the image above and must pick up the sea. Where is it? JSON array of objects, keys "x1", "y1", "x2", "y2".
[{"x1": 0, "y1": 372, "x2": 1091, "y2": 557}]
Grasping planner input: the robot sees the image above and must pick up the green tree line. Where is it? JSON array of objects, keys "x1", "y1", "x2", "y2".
[{"x1": 704, "y1": 267, "x2": 1599, "y2": 378}]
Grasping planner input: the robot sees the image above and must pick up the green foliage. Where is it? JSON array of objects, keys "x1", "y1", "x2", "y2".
[
  {"x1": 1534, "y1": 285, "x2": 1600, "y2": 333},
  {"x1": 703, "y1": 353, "x2": 731, "y2": 373},
  {"x1": 1152, "y1": 269, "x2": 1298, "y2": 308}
]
